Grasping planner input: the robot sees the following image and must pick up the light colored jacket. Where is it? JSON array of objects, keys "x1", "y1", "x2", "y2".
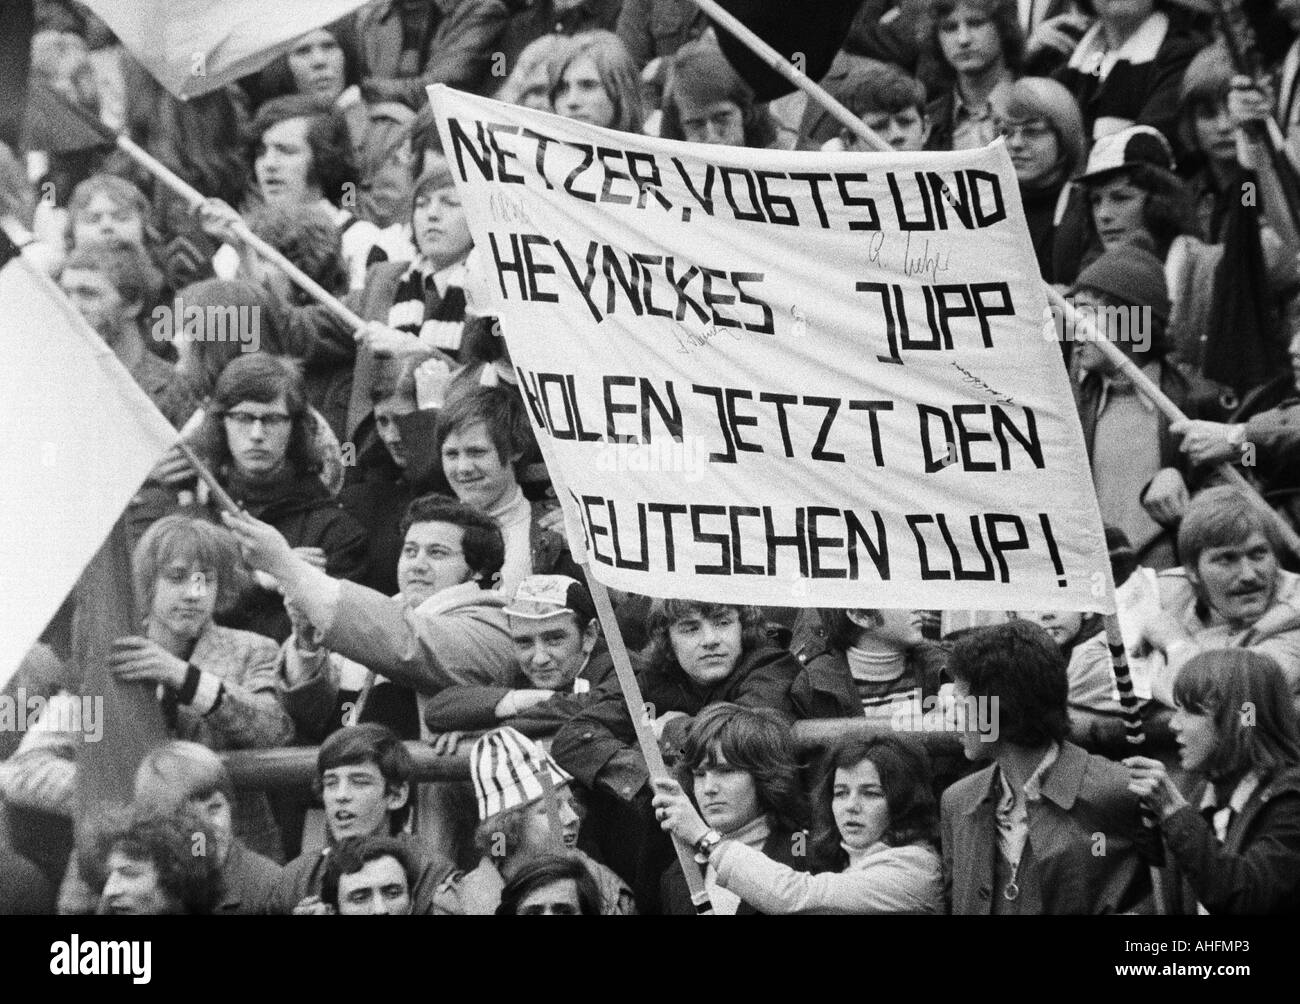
[{"x1": 712, "y1": 840, "x2": 944, "y2": 915}]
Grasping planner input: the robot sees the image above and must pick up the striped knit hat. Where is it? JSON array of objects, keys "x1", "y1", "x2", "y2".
[{"x1": 470, "y1": 727, "x2": 573, "y2": 821}]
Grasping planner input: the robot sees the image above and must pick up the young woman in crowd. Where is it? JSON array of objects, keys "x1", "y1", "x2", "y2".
[
  {"x1": 1126, "y1": 650, "x2": 1300, "y2": 914},
  {"x1": 655, "y1": 732, "x2": 943, "y2": 914},
  {"x1": 549, "y1": 31, "x2": 646, "y2": 133},
  {"x1": 923, "y1": 0, "x2": 1022, "y2": 152},
  {"x1": 651, "y1": 703, "x2": 810, "y2": 915},
  {"x1": 496, "y1": 34, "x2": 568, "y2": 110}
]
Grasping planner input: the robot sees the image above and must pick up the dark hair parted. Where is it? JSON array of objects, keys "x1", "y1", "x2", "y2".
[
  {"x1": 247, "y1": 94, "x2": 357, "y2": 207},
  {"x1": 812, "y1": 735, "x2": 939, "y2": 870},
  {"x1": 496, "y1": 852, "x2": 603, "y2": 915},
  {"x1": 678, "y1": 703, "x2": 809, "y2": 834},
  {"x1": 1173, "y1": 650, "x2": 1300, "y2": 781},
  {"x1": 946, "y1": 619, "x2": 1069, "y2": 747},
  {"x1": 320, "y1": 835, "x2": 418, "y2": 910},
  {"x1": 196, "y1": 352, "x2": 323, "y2": 477},
  {"x1": 316, "y1": 724, "x2": 413, "y2": 833},
  {"x1": 400, "y1": 493, "x2": 505, "y2": 588}
]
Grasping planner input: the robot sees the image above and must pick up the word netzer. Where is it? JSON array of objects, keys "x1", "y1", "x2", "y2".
[{"x1": 50, "y1": 936, "x2": 151, "y2": 984}]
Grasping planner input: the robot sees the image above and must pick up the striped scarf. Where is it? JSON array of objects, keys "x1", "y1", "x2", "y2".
[{"x1": 387, "y1": 261, "x2": 468, "y2": 356}]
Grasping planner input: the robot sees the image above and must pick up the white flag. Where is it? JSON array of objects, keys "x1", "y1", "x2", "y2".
[
  {"x1": 81, "y1": 0, "x2": 372, "y2": 99},
  {"x1": 0, "y1": 237, "x2": 178, "y2": 688}
]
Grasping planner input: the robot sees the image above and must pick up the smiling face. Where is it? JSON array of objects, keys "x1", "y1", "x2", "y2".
[
  {"x1": 101, "y1": 851, "x2": 179, "y2": 915},
  {"x1": 72, "y1": 192, "x2": 145, "y2": 249},
  {"x1": 321, "y1": 761, "x2": 406, "y2": 842},
  {"x1": 669, "y1": 606, "x2": 744, "y2": 685},
  {"x1": 692, "y1": 747, "x2": 762, "y2": 834},
  {"x1": 151, "y1": 558, "x2": 218, "y2": 641},
  {"x1": 336, "y1": 855, "x2": 412, "y2": 915},
  {"x1": 412, "y1": 186, "x2": 472, "y2": 268},
  {"x1": 1190, "y1": 531, "x2": 1279, "y2": 626},
  {"x1": 832, "y1": 759, "x2": 890, "y2": 851},
  {"x1": 1089, "y1": 175, "x2": 1149, "y2": 251},
  {"x1": 554, "y1": 56, "x2": 616, "y2": 127},
  {"x1": 510, "y1": 612, "x2": 597, "y2": 689},
  {"x1": 937, "y1": 3, "x2": 1003, "y2": 78},
  {"x1": 396, "y1": 520, "x2": 473, "y2": 608},
  {"x1": 255, "y1": 116, "x2": 319, "y2": 206},
  {"x1": 519, "y1": 784, "x2": 582, "y2": 854},
  {"x1": 287, "y1": 29, "x2": 346, "y2": 103},
  {"x1": 441, "y1": 421, "x2": 519, "y2": 512},
  {"x1": 1172, "y1": 704, "x2": 1218, "y2": 773},
  {"x1": 223, "y1": 395, "x2": 293, "y2": 480}
]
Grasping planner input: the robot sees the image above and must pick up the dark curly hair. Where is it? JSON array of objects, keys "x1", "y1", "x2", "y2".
[
  {"x1": 83, "y1": 808, "x2": 222, "y2": 915},
  {"x1": 644, "y1": 600, "x2": 769, "y2": 679},
  {"x1": 320, "y1": 835, "x2": 418, "y2": 911},
  {"x1": 947, "y1": 619, "x2": 1069, "y2": 748},
  {"x1": 811, "y1": 735, "x2": 938, "y2": 871},
  {"x1": 400, "y1": 493, "x2": 505, "y2": 589},
  {"x1": 196, "y1": 352, "x2": 323, "y2": 478},
  {"x1": 496, "y1": 852, "x2": 603, "y2": 915},
  {"x1": 677, "y1": 702, "x2": 808, "y2": 835},
  {"x1": 247, "y1": 94, "x2": 358, "y2": 208},
  {"x1": 1082, "y1": 163, "x2": 1198, "y2": 258}
]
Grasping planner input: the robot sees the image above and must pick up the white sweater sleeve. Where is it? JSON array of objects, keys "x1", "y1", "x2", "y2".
[{"x1": 711, "y1": 841, "x2": 943, "y2": 915}]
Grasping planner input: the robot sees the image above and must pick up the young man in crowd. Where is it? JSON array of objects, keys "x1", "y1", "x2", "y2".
[
  {"x1": 320, "y1": 835, "x2": 418, "y2": 915},
  {"x1": 267, "y1": 724, "x2": 454, "y2": 914},
  {"x1": 422, "y1": 574, "x2": 613, "y2": 743},
  {"x1": 940, "y1": 619, "x2": 1157, "y2": 914},
  {"x1": 91, "y1": 812, "x2": 222, "y2": 916},
  {"x1": 436, "y1": 386, "x2": 579, "y2": 597},
  {"x1": 550, "y1": 599, "x2": 801, "y2": 910},
  {"x1": 1133, "y1": 486, "x2": 1300, "y2": 707},
  {"x1": 58, "y1": 240, "x2": 197, "y2": 428},
  {"x1": 274, "y1": 492, "x2": 516, "y2": 742}
]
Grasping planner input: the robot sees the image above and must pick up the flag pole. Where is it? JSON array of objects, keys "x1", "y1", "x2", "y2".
[
  {"x1": 34, "y1": 83, "x2": 372, "y2": 339},
  {"x1": 692, "y1": 0, "x2": 1300, "y2": 560},
  {"x1": 584, "y1": 568, "x2": 714, "y2": 914}
]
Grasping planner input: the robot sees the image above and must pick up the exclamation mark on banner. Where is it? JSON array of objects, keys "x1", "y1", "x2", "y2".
[{"x1": 1039, "y1": 513, "x2": 1067, "y2": 587}]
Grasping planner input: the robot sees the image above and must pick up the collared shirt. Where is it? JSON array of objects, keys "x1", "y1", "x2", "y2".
[
  {"x1": 1193, "y1": 772, "x2": 1263, "y2": 915},
  {"x1": 1066, "y1": 13, "x2": 1170, "y2": 139},
  {"x1": 994, "y1": 743, "x2": 1061, "y2": 870},
  {"x1": 950, "y1": 75, "x2": 1014, "y2": 151}
]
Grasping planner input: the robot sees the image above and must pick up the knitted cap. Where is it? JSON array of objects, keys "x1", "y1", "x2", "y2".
[
  {"x1": 1075, "y1": 124, "x2": 1174, "y2": 184},
  {"x1": 1070, "y1": 241, "x2": 1171, "y2": 324},
  {"x1": 470, "y1": 727, "x2": 573, "y2": 821}
]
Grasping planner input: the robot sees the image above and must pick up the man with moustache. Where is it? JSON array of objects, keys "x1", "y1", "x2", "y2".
[{"x1": 1134, "y1": 486, "x2": 1300, "y2": 709}]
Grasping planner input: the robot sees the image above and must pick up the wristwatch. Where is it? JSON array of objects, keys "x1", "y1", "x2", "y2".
[{"x1": 693, "y1": 829, "x2": 723, "y2": 864}]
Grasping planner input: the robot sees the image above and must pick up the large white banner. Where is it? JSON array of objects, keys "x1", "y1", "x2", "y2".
[{"x1": 431, "y1": 86, "x2": 1114, "y2": 613}]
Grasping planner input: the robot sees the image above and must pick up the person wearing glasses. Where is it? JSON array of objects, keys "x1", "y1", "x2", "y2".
[{"x1": 179, "y1": 353, "x2": 368, "y2": 643}]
